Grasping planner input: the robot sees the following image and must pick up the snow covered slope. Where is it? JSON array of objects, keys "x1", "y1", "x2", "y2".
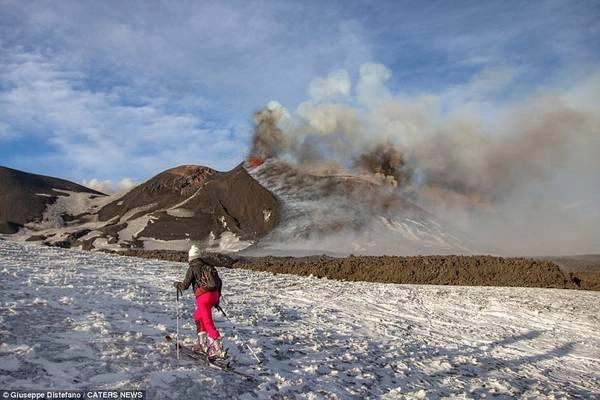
[
  {"x1": 1, "y1": 241, "x2": 598, "y2": 398},
  {"x1": 1, "y1": 164, "x2": 279, "y2": 253}
]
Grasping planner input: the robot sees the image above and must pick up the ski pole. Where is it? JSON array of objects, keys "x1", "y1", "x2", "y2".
[
  {"x1": 176, "y1": 288, "x2": 180, "y2": 360},
  {"x1": 216, "y1": 302, "x2": 261, "y2": 364}
]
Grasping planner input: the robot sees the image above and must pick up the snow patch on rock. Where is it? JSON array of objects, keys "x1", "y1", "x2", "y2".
[
  {"x1": 263, "y1": 209, "x2": 272, "y2": 222},
  {"x1": 165, "y1": 208, "x2": 195, "y2": 218},
  {"x1": 207, "y1": 230, "x2": 252, "y2": 253}
]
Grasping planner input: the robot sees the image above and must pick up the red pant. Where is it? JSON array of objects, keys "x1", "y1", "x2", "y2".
[{"x1": 194, "y1": 290, "x2": 220, "y2": 339}]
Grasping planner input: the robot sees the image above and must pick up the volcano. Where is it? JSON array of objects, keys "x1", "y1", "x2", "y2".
[
  {"x1": 245, "y1": 159, "x2": 475, "y2": 255},
  {"x1": 94, "y1": 164, "x2": 280, "y2": 250},
  {"x1": 1, "y1": 160, "x2": 474, "y2": 255}
]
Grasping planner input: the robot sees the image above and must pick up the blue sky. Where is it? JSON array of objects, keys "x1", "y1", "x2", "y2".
[{"x1": 0, "y1": 0, "x2": 598, "y2": 190}]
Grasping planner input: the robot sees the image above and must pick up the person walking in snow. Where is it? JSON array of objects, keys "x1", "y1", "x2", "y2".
[{"x1": 174, "y1": 245, "x2": 226, "y2": 359}]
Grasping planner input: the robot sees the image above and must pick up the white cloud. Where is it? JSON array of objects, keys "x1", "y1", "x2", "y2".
[
  {"x1": 0, "y1": 51, "x2": 243, "y2": 179},
  {"x1": 0, "y1": 2, "x2": 379, "y2": 182},
  {"x1": 2, "y1": 0, "x2": 598, "y2": 188},
  {"x1": 81, "y1": 177, "x2": 137, "y2": 194},
  {"x1": 2, "y1": 1, "x2": 374, "y2": 111},
  {"x1": 81, "y1": 179, "x2": 114, "y2": 194},
  {"x1": 116, "y1": 178, "x2": 137, "y2": 192}
]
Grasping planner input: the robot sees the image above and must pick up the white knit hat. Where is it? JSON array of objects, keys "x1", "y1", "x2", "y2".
[{"x1": 188, "y1": 244, "x2": 202, "y2": 262}]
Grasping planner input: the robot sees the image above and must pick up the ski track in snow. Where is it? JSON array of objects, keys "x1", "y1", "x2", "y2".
[{"x1": 0, "y1": 241, "x2": 599, "y2": 399}]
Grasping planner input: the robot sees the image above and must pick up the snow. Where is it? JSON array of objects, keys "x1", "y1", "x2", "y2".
[
  {"x1": 116, "y1": 214, "x2": 155, "y2": 243},
  {"x1": 1, "y1": 240, "x2": 599, "y2": 398},
  {"x1": 206, "y1": 230, "x2": 254, "y2": 253},
  {"x1": 263, "y1": 209, "x2": 272, "y2": 223},
  {"x1": 26, "y1": 190, "x2": 98, "y2": 230},
  {"x1": 205, "y1": 230, "x2": 254, "y2": 253},
  {"x1": 88, "y1": 237, "x2": 122, "y2": 252},
  {"x1": 213, "y1": 231, "x2": 253, "y2": 252},
  {"x1": 165, "y1": 208, "x2": 195, "y2": 218},
  {"x1": 3, "y1": 190, "x2": 115, "y2": 247}
]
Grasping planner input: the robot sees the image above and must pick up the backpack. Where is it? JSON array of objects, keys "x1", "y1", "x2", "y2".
[{"x1": 203, "y1": 265, "x2": 222, "y2": 292}]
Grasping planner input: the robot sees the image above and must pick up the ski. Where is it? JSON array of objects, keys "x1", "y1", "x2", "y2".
[{"x1": 165, "y1": 335, "x2": 258, "y2": 381}]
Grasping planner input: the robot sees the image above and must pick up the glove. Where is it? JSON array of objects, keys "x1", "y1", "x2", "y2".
[{"x1": 173, "y1": 281, "x2": 181, "y2": 289}]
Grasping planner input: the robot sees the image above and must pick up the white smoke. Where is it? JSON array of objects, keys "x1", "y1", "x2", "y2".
[{"x1": 308, "y1": 69, "x2": 351, "y2": 101}]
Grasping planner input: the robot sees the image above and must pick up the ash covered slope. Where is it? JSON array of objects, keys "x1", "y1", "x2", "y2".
[
  {"x1": 90, "y1": 163, "x2": 280, "y2": 251},
  {"x1": 245, "y1": 159, "x2": 475, "y2": 255},
  {"x1": 0, "y1": 166, "x2": 104, "y2": 233},
  {"x1": 1, "y1": 240, "x2": 599, "y2": 398},
  {"x1": 97, "y1": 165, "x2": 214, "y2": 223}
]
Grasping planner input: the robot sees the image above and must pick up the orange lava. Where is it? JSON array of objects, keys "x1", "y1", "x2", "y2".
[{"x1": 248, "y1": 156, "x2": 264, "y2": 168}]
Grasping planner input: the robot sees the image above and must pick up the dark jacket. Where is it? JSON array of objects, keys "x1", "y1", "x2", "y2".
[{"x1": 176, "y1": 258, "x2": 222, "y2": 297}]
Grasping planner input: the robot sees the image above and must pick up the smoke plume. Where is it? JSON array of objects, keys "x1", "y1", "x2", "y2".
[
  {"x1": 354, "y1": 143, "x2": 410, "y2": 188},
  {"x1": 247, "y1": 64, "x2": 600, "y2": 255},
  {"x1": 250, "y1": 101, "x2": 287, "y2": 160}
]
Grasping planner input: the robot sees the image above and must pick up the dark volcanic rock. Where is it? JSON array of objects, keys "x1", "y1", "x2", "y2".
[
  {"x1": 0, "y1": 165, "x2": 104, "y2": 226},
  {"x1": 97, "y1": 165, "x2": 215, "y2": 222},
  {"x1": 98, "y1": 163, "x2": 280, "y2": 243},
  {"x1": 100, "y1": 249, "x2": 600, "y2": 291},
  {"x1": 99, "y1": 222, "x2": 128, "y2": 243},
  {"x1": 100, "y1": 222, "x2": 128, "y2": 236},
  {"x1": 26, "y1": 234, "x2": 47, "y2": 242},
  {"x1": 109, "y1": 249, "x2": 188, "y2": 262},
  {"x1": 138, "y1": 211, "x2": 214, "y2": 240},
  {"x1": 49, "y1": 240, "x2": 72, "y2": 248},
  {"x1": 235, "y1": 255, "x2": 585, "y2": 290},
  {"x1": 0, "y1": 220, "x2": 23, "y2": 234},
  {"x1": 68, "y1": 229, "x2": 92, "y2": 240}
]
